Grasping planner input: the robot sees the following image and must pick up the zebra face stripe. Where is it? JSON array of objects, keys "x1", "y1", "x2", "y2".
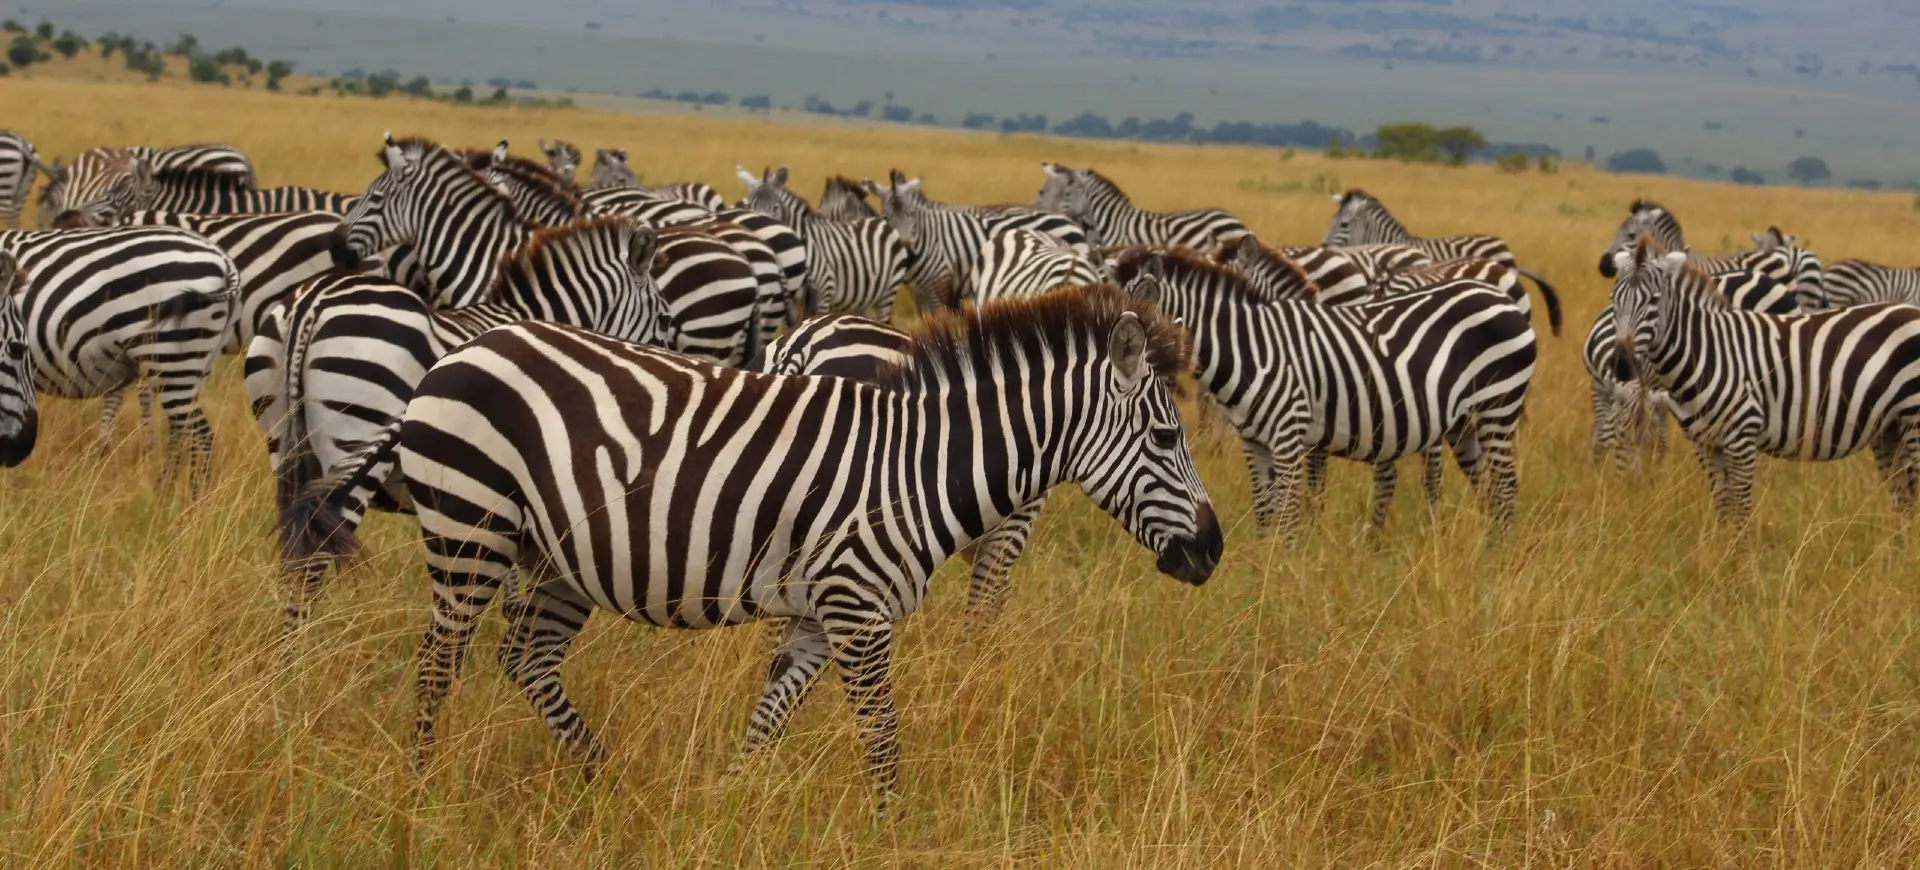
[
  {"x1": 1610, "y1": 245, "x2": 1690, "y2": 375},
  {"x1": 0, "y1": 272, "x2": 38, "y2": 466}
]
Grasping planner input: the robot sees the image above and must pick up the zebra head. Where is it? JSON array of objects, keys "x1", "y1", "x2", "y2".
[
  {"x1": 1600, "y1": 200, "x2": 1684, "y2": 278},
  {"x1": 589, "y1": 148, "x2": 638, "y2": 189},
  {"x1": 0, "y1": 252, "x2": 37, "y2": 467},
  {"x1": 1609, "y1": 236, "x2": 1691, "y2": 378},
  {"x1": 1033, "y1": 162, "x2": 1073, "y2": 213},
  {"x1": 334, "y1": 133, "x2": 436, "y2": 269},
  {"x1": 539, "y1": 139, "x2": 581, "y2": 182},
  {"x1": 1224, "y1": 236, "x2": 1320, "y2": 302},
  {"x1": 1013, "y1": 289, "x2": 1218, "y2": 583},
  {"x1": 736, "y1": 165, "x2": 806, "y2": 226},
  {"x1": 1320, "y1": 189, "x2": 1381, "y2": 247},
  {"x1": 41, "y1": 149, "x2": 156, "y2": 229}
]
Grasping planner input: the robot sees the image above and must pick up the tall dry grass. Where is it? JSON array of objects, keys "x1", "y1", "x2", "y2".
[{"x1": 4, "y1": 68, "x2": 1920, "y2": 867}]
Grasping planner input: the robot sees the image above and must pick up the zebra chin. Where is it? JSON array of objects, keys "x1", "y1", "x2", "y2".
[
  {"x1": 1154, "y1": 504, "x2": 1222, "y2": 586},
  {"x1": 0, "y1": 410, "x2": 37, "y2": 468},
  {"x1": 328, "y1": 227, "x2": 364, "y2": 270},
  {"x1": 1598, "y1": 253, "x2": 1619, "y2": 278}
]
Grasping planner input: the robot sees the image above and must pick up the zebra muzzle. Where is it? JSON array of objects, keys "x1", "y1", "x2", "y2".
[
  {"x1": 1157, "y1": 504, "x2": 1222, "y2": 586},
  {"x1": 0, "y1": 408, "x2": 37, "y2": 468},
  {"x1": 328, "y1": 227, "x2": 363, "y2": 270}
]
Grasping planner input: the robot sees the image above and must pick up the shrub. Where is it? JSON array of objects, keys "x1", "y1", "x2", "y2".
[
  {"x1": 51, "y1": 32, "x2": 82, "y2": 59},
  {"x1": 1494, "y1": 151, "x2": 1531, "y2": 173},
  {"x1": 1604, "y1": 148, "x2": 1667, "y2": 174},
  {"x1": 1730, "y1": 167, "x2": 1765, "y2": 185},
  {"x1": 188, "y1": 56, "x2": 229, "y2": 85},
  {"x1": 365, "y1": 74, "x2": 396, "y2": 97},
  {"x1": 33, "y1": 21, "x2": 51, "y2": 40},
  {"x1": 452, "y1": 85, "x2": 473, "y2": 103},
  {"x1": 739, "y1": 94, "x2": 770, "y2": 110},
  {"x1": 1537, "y1": 154, "x2": 1560, "y2": 173},
  {"x1": 402, "y1": 75, "x2": 433, "y2": 98},
  {"x1": 1787, "y1": 156, "x2": 1831, "y2": 185},
  {"x1": 169, "y1": 33, "x2": 197, "y2": 56},
  {"x1": 6, "y1": 36, "x2": 37, "y2": 68},
  {"x1": 487, "y1": 86, "x2": 509, "y2": 103}
]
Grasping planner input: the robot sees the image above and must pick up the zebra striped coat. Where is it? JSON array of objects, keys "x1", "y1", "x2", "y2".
[
  {"x1": 870, "y1": 171, "x2": 1089, "y2": 310},
  {"x1": 1323, "y1": 189, "x2": 1561, "y2": 327},
  {"x1": 1218, "y1": 238, "x2": 1372, "y2": 305},
  {"x1": 1609, "y1": 237, "x2": 1920, "y2": 521},
  {"x1": 1115, "y1": 246, "x2": 1536, "y2": 532},
  {"x1": 286, "y1": 286, "x2": 1219, "y2": 815},
  {"x1": 967, "y1": 228, "x2": 1104, "y2": 305},
  {"x1": 0, "y1": 251, "x2": 37, "y2": 466},
  {"x1": 1598, "y1": 200, "x2": 1824, "y2": 308},
  {"x1": 37, "y1": 144, "x2": 278, "y2": 227},
  {"x1": 817, "y1": 176, "x2": 878, "y2": 222},
  {"x1": 126, "y1": 210, "x2": 343, "y2": 351},
  {"x1": 738, "y1": 166, "x2": 913, "y2": 321},
  {"x1": 0, "y1": 132, "x2": 40, "y2": 230},
  {"x1": 1816, "y1": 259, "x2": 1920, "y2": 308},
  {"x1": 2, "y1": 226, "x2": 239, "y2": 490},
  {"x1": 1042, "y1": 163, "x2": 1247, "y2": 255},
  {"x1": 253, "y1": 218, "x2": 670, "y2": 638}
]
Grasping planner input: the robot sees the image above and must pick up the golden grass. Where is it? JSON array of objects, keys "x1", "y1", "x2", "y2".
[{"x1": 6, "y1": 67, "x2": 1920, "y2": 867}]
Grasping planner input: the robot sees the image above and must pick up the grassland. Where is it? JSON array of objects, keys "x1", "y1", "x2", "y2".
[{"x1": 5, "y1": 67, "x2": 1920, "y2": 867}]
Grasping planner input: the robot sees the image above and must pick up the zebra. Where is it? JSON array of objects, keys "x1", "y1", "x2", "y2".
[
  {"x1": 254, "y1": 217, "x2": 671, "y2": 638},
  {"x1": 0, "y1": 251, "x2": 38, "y2": 466},
  {"x1": 1036, "y1": 163, "x2": 1247, "y2": 255},
  {"x1": 332, "y1": 134, "x2": 578, "y2": 308},
  {"x1": 1820, "y1": 259, "x2": 1920, "y2": 308},
  {"x1": 2, "y1": 225, "x2": 239, "y2": 489},
  {"x1": 1113, "y1": 246, "x2": 1536, "y2": 532},
  {"x1": 0, "y1": 132, "x2": 42, "y2": 230},
  {"x1": 35, "y1": 144, "x2": 310, "y2": 228},
  {"x1": 818, "y1": 175, "x2": 878, "y2": 222},
  {"x1": 1598, "y1": 200, "x2": 1824, "y2": 308},
  {"x1": 967, "y1": 228, "x2": 1103, "y2": 305},
  {"x1": 1587, "y1": 262, "x2": 1806, "y2": 471},
  {"x1": 867, "y1": 170, "x2": 1089, "y2": 310},
  {"x1": 1608, "y1": 236, "x2": 1920, "y2": 522},
  {"x1": 283, "y1": 285, "x2": 1220, "y2": 815},
  {"x1": 568, "y1": 143, "x2": 727, "y2": 209},
  {"x1": 1323, "y1": 189, "x2": 1563, "y2": 335},
  {"x1": 752, "y1": 313, "x2": 1056, "y2": 626},
  {"x1": 538, "y1": 139, "x2": 582, "y2": 185},
  {"x1": 737, "y1": 165, "x2": 914, "y2": 321},
  {"x1": 1217, "y1": 237, "x2": 1372, "y2": 306},
  {"x1": 587, "y1": 147, "x2": 634, "y2": 189}
]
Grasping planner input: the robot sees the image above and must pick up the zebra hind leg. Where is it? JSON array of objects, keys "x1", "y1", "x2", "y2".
[
  {"x1": 497, "y1": 577, "x2": 607, "y2": 779},
  {"x1": 1420, "y1": 445, "x2": 1444, "y2": 511},
  {"x1": 824, "y1": 613, "x2": 901, "y2": 818},
  {"x1": 413, "y1": 531, "x2": 517, "y2": 773},
  {"x1": 96, "y1": 387, "x2": 125, "y2": 456},
  {"x1": 1368, "y1": 460, "x2": 1397, "y2": 530},
  {"x1": 1872, "y1": 424, "x2": 1920, "y2": 515},
  {"x1": 156, "y1": 388, "x2": 216, "y2": 495},
  {"x1": 737, "y1": 617, "x2": 833, "y2": 762}
]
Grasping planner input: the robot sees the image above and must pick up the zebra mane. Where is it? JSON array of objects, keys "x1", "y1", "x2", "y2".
[
  {"x1": 393, "y1": 145, "x2": 549, "y2": 226},
  {"x1": 485, "y1": 216, "x2": 647, "y2": 295},
  {"x1": 1076, "y1": 168, "x2": 1129, "y2": 203},
  {"x1": 1337, "y1": 188, "x2": 1380, "y2": 208},
  {"x1": 1110, "y1": 244, "x2": 1288, "y2": 306},
  {"x1": 382, "y1": 136, "x2": 444, "y2": 166},
  {"x1": 878, "y1": 284, "x2": 1190, "y2": 388},
  {"x1": 824, "y1": 175, "x2": 869, "y2": 200},
  {"x1": 1627, "y1": 198, "x2": 1665, "y2": 214},
  {"x1": 1213, "y1": 238, "x2": 1316, "y2": 300},
  {"x1": 486, "y1": 155, "x2": 585, "y2": 209},
  {"x1": 1631, "y1": 235, "x2": 1728, "y2": 310}
]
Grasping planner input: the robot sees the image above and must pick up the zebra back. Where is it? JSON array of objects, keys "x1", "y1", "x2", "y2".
[
  {"x1": 0, "y1": 132, "x2": 38, "y2": 230},
  {"x1": 0, "y1": 249, "x2": 36, "y2": 466},
  {"x1": 1067, "y1": 167, "x2": 1247, "y2": 253},
  {"x1": 750, "y1": 313, "x2": 911, "y2": 378},
  {"x1": 1822, "y1": 259, "x2": 1920, "y2": 308}
]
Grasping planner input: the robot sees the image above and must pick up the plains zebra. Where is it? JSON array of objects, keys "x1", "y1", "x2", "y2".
[
  {"x1": 752, "y1": 312, "x2": 1055, "y2": 625},
  {"x1": 1597, "y1": 200, "x2": 1824, "y2": 307},
  {"x1": 818, "y1": 175, "x2": 877, "y2": 222},
  {"x1": 587, "y1": 147, "x2": 634, "y2": 189},
  {"x1": 1114, "y1": 246, "x2": 1535, "y2": 531},
  {"x1": 256, "y1": 218, "x2": 670, "y2": 637},
  {"x1": 1037, "y1": 163, "x2": 1247, "y2": 255},
  {"x1": 2, "y1": 226, "x2": 238, "y2": 489},
  {"x1": 570, "y1": 145, "x2": 725, "y2": 209},
  {"x1": 869, "y1": 171, "x2": 1089, "y2": 310},
  {"x1": 285, "y1": 285, "x2": 1219, "y2": 814},
  {"x1": 1218, "y1": 237, "x2": 1372, "y2": 305},
  {"x1": 0, "y1": 251, "x2": 37, "y2": 466},
  {"x1": 1587, "y1": 265, "x2": 1806, "y2": 470},
  {"x1": 38, "y1": 144, "x2": 355, "y2": 228},
  {"x1": 967, "y1": 228, "x2": 1103, "y2": 304},
  {"x1": 0, "y1": 132, "x2": 41, "y2": 230},
  {"x1": 1323, "y1": 189, "x2": 1563, "y2": 334},
  {"x1": 737, "y1": 166, "x2": 914, "y2": 320},
  {"x1": 538, "y1": 139, "x2": 582, "y2": 185},
  {"x1": 1821, "y1": 259, "x2": 1920, "y2": 308},
  {"x1": 1609, "y1": 236, "x2": 1920, "y2": 521},
  {"x1": 652, "y1": 227, "x2": 763, "y2": 363},
  {"x1": 125, "y1": 210, "x2": 343, "y2": 350},
  {"x1": 333, "y1": 134, "x2": 573, "y2": 308}
]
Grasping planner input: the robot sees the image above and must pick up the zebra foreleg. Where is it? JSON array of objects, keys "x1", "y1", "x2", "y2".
[
  {"x1": 1305, "y1": 448, "x2": 1329, "y2": 502},
  {"x1": 738, "y1": 617, "x2": 832, "y2": 760},
  {"x1": 1239, "y1": 437, "x2": 1278, "y2": 528},
  {"x1": 1269, "y1": 443, "x2": 1309, "y2": 538},
  {"x1": 1872, "y1": 423, "x2": 1920, "y2": 515},
  {"x1": 1420, "y1": 445, "x2": 1444, "y2": 509},
  {"x1": 96, "y1": 387, "x2": 126, "y2": 455},
  {"x1": 964, "y1": 496, "x2": 1046, "y2": 632},
  {"x1": 1368, "y1": 461, "x2": 1397, "y2": 530},
  {"x1": 498, "y1": 579, "x2": 606, "y2": 779}
]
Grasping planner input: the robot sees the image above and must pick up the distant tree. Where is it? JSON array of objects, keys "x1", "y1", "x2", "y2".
[
  {"x1": 675, "y1": 90, "x2": 701, "y2": 102},
  {"x1": 848, "y1": 100, "x2": 874, "y2": 117},
  {"x1": 366, "y1": 73, "x2": 397, "y2": 97},
  {"x1": 1494, "y1": 151, "x2": 1530, "y2": 173},
  {"x1": 1847, "y1": 179, "x2": 1882, "y2": 190},
  {"x1": 266, "y1": 59, "x2": 293, "y2": 90},
  {"x1": 702, "y1": 91, "x2": 728, "y2": 105},
  {"x1": 0, "y1": 21, "x2": 21, "y2": 35},
  {"x1": 7, "y1": 36, "x2": 38, "y2": 68},
  {"x1": 1053, "y1": 111, "x2": 1115, "y2": 138},
  {"x1": 916, "y1": 113, "x2": 938, "y2": 125},
  {"x1": 487, "y1": 86, "x2": 510, "y2": 103},
  {"x1": 170, "y1": 33, "x2": 198, "y2": 57},
  {"x1": 402, "y1": 75, "x2": 433, "y2": 97},
  {"x1": 880, "y1": 104, "x2": 913, "y2": 123},
  {"x1": 452, "y1": 85, "x2": 473, "y2": 103},
  {"x1": 961, "y1": 112, "x2": 995, "y2": 130},
  {"x1": 50, "y1": 32, "x2": 82, "y2": 59},
  {"x1": 513, "y1": 79, "x2": 536, "y2": 89},
  {"x1": 0, "y1": 63, "x2": 8, "y2": 76},
  {"x1": 214, "y1": 46, "x2": 249, "y2": 65},
  {"x1": 188, "y1": 56, "x2": 229, "y2": 85},
  {"x1": 739, "y1": 94, "x2": 771, "y2": 110},
  {"x1": 33, "y1": 21, "x2": 51, "y2": 40},
  {"x1": 803, "y1": 95, "x2": 837, "y2": 115},
  {"x1": 487, "y1": 77, "x2": 512, "y2": 88},
  {"x1": 1605, "y1": 148, "x2": 1666, "y2": 174},
  {"x1": 1787, "y1": 156, "x2": 1831, "y2": 185},
  {"x1": 1373, "y1": 122, "x2": 1440, "y2": 162},
  {"x1": 1730, "y1": 166, "x2": 1765, "y2": 185},
  {"x1": 96, "y1": 33, "x2": 120, "y2": 58},
  {"x1": 1434, "y1": 126, "x2": 1487, "y2": 165}
]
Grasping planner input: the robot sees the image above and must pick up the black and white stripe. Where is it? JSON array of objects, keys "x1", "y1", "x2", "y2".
[
  {"x1": 37, "y1": 144, "x2": 282, "y2": 227},
  {"x1": 738, "y1": 166, "x2": 913, "y2": 320},
  {"x1": 652, "y1": 227, "x2": 763, "y2": 363},
  {"x1": 818, "y1": 175, "x2": 878, "y2": 223},
  {"x1": 1039, "y1": 163, "x2": 1247, "y2": 255},
  {"x1": 0, "y1": 132, "x2": 41, "y2": 230},
  {"x1": 284, "y1": 286, "x2": 1219, "y2": 814},
  {"x1": 254, "y1": 218, "x2": 669, "y2": 637},
  {"x1": 967, "y1": 228, "x2": 1103, "y2": 305},
  {"x1": 0, "y1": 251, "x2": 38, "y2": 466},
  {"x1": 1597, "y1": 200, "x2": 1823, "y2": 308},
  {"x1": 1220, "y1": 238, "x2": 1371, "y2": 305},
  {"x1": 1323, "y1": 189, "x2": 1563, "y2": 334},
  {"x1": 870, "y1": 171, "x2": 1089, "y2": 310},
  {"x1": 1608, "y1": 237, "x2": 1920, "y2": 521},
  {"x1": 1114, "y1": 246, "x2": 1535, "y2": 531},
  {"x1": 1821, "y1": 259, "x2": 1920, "y2": 308},
  {"x1": 2, "y1": 226, "x2": 238, "y2": 489}
]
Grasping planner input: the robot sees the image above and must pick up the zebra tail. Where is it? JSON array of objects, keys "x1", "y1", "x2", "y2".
[
  {"x1": 278, "y1": 420, "x2": 403, "y2": 567},
  {"x1": 274, "y1": 296, "x2": 328, "y2": 518},
  {"x1": 151, "y1": 262, "x2": 242, "y2": 330},
  {"x1": 1516, "y1": 267, "x2": 1562, "y2": 337}
]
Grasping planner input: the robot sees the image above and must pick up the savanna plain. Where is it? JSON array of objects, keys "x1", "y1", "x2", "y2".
[{"x1": 6, "y1": 64, "x2": 1920, "y2": 867}]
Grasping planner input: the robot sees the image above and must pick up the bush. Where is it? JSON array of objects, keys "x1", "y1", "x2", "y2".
[
  {"x1": 402, "y1": 75, "x2": 433, "y2": 97},
  {"x1": 487, "y1": 86, "x2": 510, "y2": 104},
  {"x1": 1730, "y1": 167, "x2": 1765, "y2": 186},
  {"x1": 188, "y1": 56, "x2": 229, "y2": 85},
  {"x1": 366, "y1": 74, "x2": 396, "y2": 97},
  {"x1": 6, "y1": 36, "x2": 37, "y2": 68},
  {"x1": 739, "y1": 94, "x2": 771, "y2": 110},
  {"x1": 452, "y1": 85, "x2": 473, "y2": 103},
  {"x1": 0, "y1": 63, "x2": 8, "y2": 76},
  {"x1": 169, "y1": 33, "x2": 197, "y2": 56},
  {"x1": 1787, "y1": 156, "x2": 1831, "y2": 185},
  {"x1": 51, "y1": 32, "x2": 82, "y2": 59},
  {"x1": 1494, "y1": 151, "x2": 1531, "y2": 173},
  {"x1": 702, "y1": 91, "x2": 728, "y2": 105},
  {"x1": 1605, "y1": 148, "x2": 1667, "y2": 174},
  {"x1": 0, "y1": 21, "x2": 21, "y2": 34},
  {"x1": 34, "y1": 21, "x2": 51, "y2": 40},
  {"x1": 1537, "y1": 154, "x2": 1559, "y2": 173}
]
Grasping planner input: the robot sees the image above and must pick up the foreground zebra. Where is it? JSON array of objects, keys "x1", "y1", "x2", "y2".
[
  {"x1": 1820, "y1": 259, "x2": 1920, "y2": 308},
  {"x1": 257, "y1": 218, "x2": 671, "y2": 638},
  {"x1": 1323, "y1": 189, "x2": 1563, "y2": 334},
  {"x1": 2, "y1": 226, "x2": 238, "y2": 489},
  {"x1": 1036, "y1": 163, "x2": 1247, "y2": 255},
  {"x1": 1609, "y1": 237, "x2": 1920, "y2": 522},
  {"x1": 737, "y1": 166, "x2": 914, "y2": 320},
  {"x1": 1115, "y1": 247, "x2": 1535, "y2": 531},
  {"x1": 0, "y1": 252, "x2": 38, "y2": 466},
  {"x1": 1598, "y1": 200, "x2": 1823, "y2": 307},
  {"x1": 288, "y1": 287, "x2": 1220, "y2": 815},
  {"x1": 0, "y1": 132, "x2": 41, "y2": 230}
]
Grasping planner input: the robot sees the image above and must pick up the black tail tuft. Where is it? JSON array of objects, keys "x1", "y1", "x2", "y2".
[{"x1": 1518, "y1": 267, "x2": 1562, "y2": 337}]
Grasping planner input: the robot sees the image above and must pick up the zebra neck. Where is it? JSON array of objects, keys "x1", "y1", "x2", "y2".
[
  {"x1": 1361, "y1": 210, "x2": 1412, "y2": 244},
  {"x1": 421, "y1": 216, "x2": 529, "y2": 307},
  {"x1": 1644, "y1": 281, "x2": 1723, "y2": 389}
]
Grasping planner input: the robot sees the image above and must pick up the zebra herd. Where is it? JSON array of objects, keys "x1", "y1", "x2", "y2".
[{"x1": 0, "y1": 125, "x2": 1917, "y2": 816}]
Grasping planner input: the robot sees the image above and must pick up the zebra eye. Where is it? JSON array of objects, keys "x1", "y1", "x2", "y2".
[
  {"x1": 1150, "y1": 427, "x2": 1181, "y2": 450},
  {"x1": 5, "y1": 342, "x2": 23, "y2": 358}
]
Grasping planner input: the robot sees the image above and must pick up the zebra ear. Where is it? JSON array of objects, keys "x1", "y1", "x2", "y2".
[
  {"x1": 627, "y1": 224, "x2": 659, "y2": 274},
  {"x1": 1329, "y1": 194, "x2": 1343, "y2": 206},
  {"x1": 772, "y1": 166, "x2": 790, "y2": 188},
  {"x1": 1125, "y1": 273, "x2": 1163, "y2": 308},
  {"x1": 861, "y1": 178, "x2": 885, "y2": 199},
  {"x1": 492, "y1": 140, "x2": 509, "y2": 165},
  {"x1": 383, "y1": 137, "x2": 408, "y2": 171},
  {"x1": 0, "y1": 250, "x2": 16, "y2": 292},
  {"x1": 1661, "y1": 250, "x2": 1689, "y2": 269},
  {"x1": 1233, "y1": 237, "x2": 1263, "y2": 270},
  {"x1": 735, "y1": 166, "x2": 758, "y2": 188},
  {"x1": 1108, "y1": 310, "x2": 1148, "y2": 386}
]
